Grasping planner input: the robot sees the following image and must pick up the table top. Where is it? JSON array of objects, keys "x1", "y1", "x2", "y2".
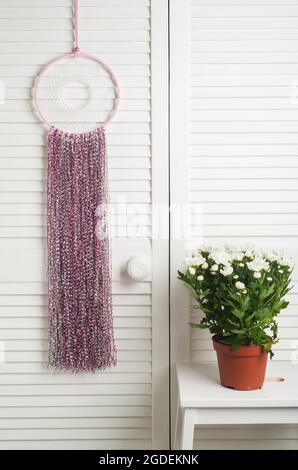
[{"x1": 176, "y1": 362, "x2": 298, "y2": 408}]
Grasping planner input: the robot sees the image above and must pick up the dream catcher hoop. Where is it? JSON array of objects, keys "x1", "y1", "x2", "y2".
[
  {"x1": 33, "y1": 51, "x2": 120, "y2": 132},
  {"x1": 33, "y1": 0, "x2": 118, "y2": 372},
  {"x1": 33, "y1": 1, "x2": 120, "y2": 132}
]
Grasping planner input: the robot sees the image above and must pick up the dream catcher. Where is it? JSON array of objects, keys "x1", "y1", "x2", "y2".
[{"x1": 33, "y1": 0, "x2": 119, "y2": 372}]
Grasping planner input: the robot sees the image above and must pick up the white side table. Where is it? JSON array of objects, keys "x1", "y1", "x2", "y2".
[{"x1": 174, "y1": 362, "x2": 298, "y2": 450}]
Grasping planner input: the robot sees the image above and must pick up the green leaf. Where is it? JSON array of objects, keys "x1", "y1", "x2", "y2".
[
  {"x1": 182, "y1": 282, "x2": 197, "y2": 298},
  {"x1": 227, "y1": 318, "x2": 241, "y2": 327},
  {"x1": 190, "y1": 322, "x2": 209, "y2": 329},
  {"x1": 231, "y1": 308, "x2": 244, "y2": 320}
]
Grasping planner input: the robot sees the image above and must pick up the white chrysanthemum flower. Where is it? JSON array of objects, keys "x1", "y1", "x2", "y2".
[
  {"x1": 188, "y1": 267, "x2": 196, "y2": 275},
  {"x1": 274, "y1": 249, "x2": 286, "y2": 259},
  {"x1": 235, "y1": 281, "x2": 245, "y2": 290},
  {"x1": 192, "y1": 254, "x2": 206, "y2": 266},
  {"x1": 278, "y1": 269, "x2": 283, "y2": 274},
  {"x1": 225, "y1": 244, "x2": 242, "y2": 253},
  {"x1": 231, "y1": 252, "x2": 244, "y2": 261},
  {"x1": 220, "y1": 264, "x2": 233, "y2": 276},
  {"x1": 209, "y1": 249, "x2": 231, "y2": 266},
  {"x1": 262, "y1": 250, "x2": 275, "y2": 261},
  {"x1": 254, "y1": 272, "x2": 261, "y2": 279},
  {"x1": 243, "y1": 289, "x2": 247, "y2": 294},
  {"x1": 211, "y1": 264, "x2": 219, "y2": 272},
  {"x1": 267, "y1": 277, "x2": 273, "y2": 282},
  {"x1": 264, "y1": 250, "x2": 292, "y2": 267},
  {"x1": 279, "y1": 257, "x2": 291, "y2": 267},
  {"x1": 197, "y1": 275, "x2": 203, "y2": 281},
  {"x1": 247, "y1": 257, "x2": 269, "y2": 272},
  {"x1": 185, "y1": 257, "x2": 193, "y2": 267},
  {"x1": 239, "y1": 263, "x2": 244, "y2": 267},
  {"x1": 200, "y1": 245, "x2": 213, "y2": 253},
  {"x1": 192, "y1": 249, "x2": 200, "y2": 256},
  {"x1": 242, "y1": 244, "x2": 255, "y2": 258},
  {"x1": 233, "y1": 274, "x2": 239, "y2": 279},
  {"x1": 243, "y1": 243, "x2": 255, "y2": 251},
  {"x1": 202, "y1": 263, "x2": 208, "y2": 270}
]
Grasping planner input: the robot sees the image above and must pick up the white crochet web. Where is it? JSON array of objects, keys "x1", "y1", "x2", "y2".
[{"x1": 33, "y1": 54, "x2": 118, "y2": 133}]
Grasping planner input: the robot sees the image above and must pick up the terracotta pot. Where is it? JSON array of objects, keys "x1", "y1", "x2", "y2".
[{"x1": 212, "y1": 337, "x2": 269, "y2": 391}]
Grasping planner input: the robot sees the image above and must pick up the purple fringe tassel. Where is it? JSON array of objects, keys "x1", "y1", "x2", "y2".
[{"x1": 47, "y1": 126, "x2": 117, "y2": 372}]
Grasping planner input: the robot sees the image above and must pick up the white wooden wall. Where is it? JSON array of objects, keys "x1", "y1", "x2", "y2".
[
  {"x1": 1, "y1": 0, "x2": 298, "y2": 451},
  {"x1": 0, "y1": 0, "x2": 169, "y2": 450},
  {"x1": 186, "y1": 0, "x2": 298, "y2": 450}
]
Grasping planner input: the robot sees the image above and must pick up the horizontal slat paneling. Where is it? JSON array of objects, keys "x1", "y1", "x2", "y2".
[
  {"x1": 1, "y1": 76, "x2": 150, "y2": 88},
  {"x1": 190, "y1": 87, "x2": 298, "y2": 98},
  {"x1": 0, "y1": 373, "x2": 152, "y2": 384},
  {"x1": 4, "y1": 1, "x2": 150, "y2": 6},
  {"x1": 0, "y1": 123, "x2": 151, "y2": 133},
  {"x1": 0, "y1": 66, "x2": 150, "y2": 76},
  {"x1": 0, "y1": 395, "x2": 151, "y2": 406},
  {"x1": 0, "y1": 146, "x2": 151, "y2": 156},
  {"x1": 0, "y1": 193, "x2": 151, "y2": 204},
  {"x1": 0, "y1": 440, "x2": 152, "y2": 450},
  {"x1": 0, "y1": 111, "x2": 151, "y2": 122},
  {"x1": 0, "y1": 282, "x2": 151, "y2": 295},
  {"x1": 0, "y1": 429, "x2": 152, "y2": 440},
  {"x1": 0, "y1": 305, "x2": 151, "y2": 317},
  {"x1": 189, "y1": 0, "x2": 298, "y2": 450},
  {"x1": 0, "y1": 317, "x2": 151, "y2": 328},
  {"x1": 192, "y1": 6, "x2": 298, "y2": 17},
  {"x1": 0, "y1": 238, "x2": 152, "y2": 281},
  {"x1": 0, "y1": 383, "x2": 151, "y2": 396},
  {"x1": 5, "y1": 88, "x2": 150, "y2": 100},
  {"x1": 191, "y1": 29, "x2": 298, "y2": 41},
  {"x1": 0, "y1": 43, "x2": 150, "y2": 53},
  {"x1": 0, "y1": 418, "x2": 152, "y2": 430},
  {"x1": 0, "y1": 0, "x2": 153, "y2": 450},
  {"x1": 0, "y1": 53, "x2": 150, "y2": 64},
  {"x1": 4, "y1": 350, "x2": 152, "y2": 361},
  {"x1": 0, "y1": 418, "x2": 152, "y2": 429},
  {"x1": 0, "y1": 100, "x2": 151, "y2": 112},
  {"x1": 190, "y1": 155, "x2": 298, "y2": 168},
  {"x1": 190, "y1": 201, "x2": 298, "y2": 213},
  {"x1": 0, "y1": 361, "x2": 151, "y2": 372}
]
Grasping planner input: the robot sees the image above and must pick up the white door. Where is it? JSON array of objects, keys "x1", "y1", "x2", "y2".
[{"x1": 0, "y1": 0, "x2": 169, "y2": 450}]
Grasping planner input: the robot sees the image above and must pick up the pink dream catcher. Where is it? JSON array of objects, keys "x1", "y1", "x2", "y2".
[{"x1": 33, "y1": 0, "x2": 119, "y2": 372}]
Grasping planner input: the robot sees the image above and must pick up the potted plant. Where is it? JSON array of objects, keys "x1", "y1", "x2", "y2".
[{"x1": 178, "y1": 245, "x2": 293, "y2": 390}]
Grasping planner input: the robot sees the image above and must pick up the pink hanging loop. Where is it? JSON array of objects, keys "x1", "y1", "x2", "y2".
[
  {"x1": 73, "y1": 0, "x2": 80, "y2": 53},
  {"x1": 33, "y1": 0, "x2": 120, "y2": 128}
]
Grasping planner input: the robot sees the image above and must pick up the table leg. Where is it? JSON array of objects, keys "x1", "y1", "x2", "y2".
[
  {"x1": 174, "y1": 403, "x2": 182, "y2": 450},
  {"x1": 181, "y1": 409, "x2": 194, "y2": 450}
]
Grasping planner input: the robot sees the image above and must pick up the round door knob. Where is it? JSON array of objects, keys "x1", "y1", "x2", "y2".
[{"x1": 126, "y1": 255, "x2": 151, "y2": 281}]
